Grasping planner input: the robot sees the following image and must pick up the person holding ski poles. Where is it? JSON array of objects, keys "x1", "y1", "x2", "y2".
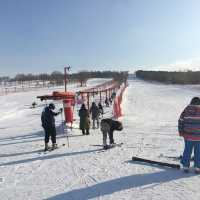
[
  {"x1": 79, "y1": 103, "x2": 90, "y2": 135},
  {"x1": 41, "y1": 103, "x2": 62, "y2": 151},
  {"x1": 100, "y1": 118, "x2": 123, "y2": 149},
  {"x1": 178, "y1": 97, "x2": 200, "y2": 173}
]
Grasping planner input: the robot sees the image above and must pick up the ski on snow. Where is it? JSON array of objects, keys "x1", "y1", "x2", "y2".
[
  {"x1": 132, "y1": 156, "x2": 180, "y2": 169},
  {"x1": 92, "y1": 143, "x2": 124, "y2": 152},
  {"x1": 92, "y1": 142, "x2": 123, "y2": 148},
  {"x1": 38, "y1": 146, "x2": 59, "y2": 154}
]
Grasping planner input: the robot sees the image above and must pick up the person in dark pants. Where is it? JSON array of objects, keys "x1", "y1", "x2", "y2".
[
  {"x1": 105, "y1": 97, "x2": 109, "y2": 107},
  {"x1": 98, "y1": 102, "x2": 104, "y2": 117},
  {"x1": 178, "y1": 97, "x2": 200, "y2": 173},
  {"x1": 90, "y1": 102, "x2": 100, "y2": 129},
  {"x1": 100, "y1": 118, "x2": 123, "y2": 149},
  {"x1": 79, "y1": 103, "x2": 90, "y2": 135},
  {"x1": 41, "y1": 103, "x2": 61, "y2": 151}
]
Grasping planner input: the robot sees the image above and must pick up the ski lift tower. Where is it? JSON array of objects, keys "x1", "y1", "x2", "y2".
[{"x1": 64, "y1": 66, "x2": 71, "y2": 92}]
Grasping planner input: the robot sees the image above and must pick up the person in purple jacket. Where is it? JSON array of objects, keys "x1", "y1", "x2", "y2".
[{"x1": 178, "y1": 97, "x2": 200, "y2": 173}]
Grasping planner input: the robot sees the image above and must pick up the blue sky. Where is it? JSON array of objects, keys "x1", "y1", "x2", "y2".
[{"x1": 1, "y1": 0, "x2": 200, "y2": 76}]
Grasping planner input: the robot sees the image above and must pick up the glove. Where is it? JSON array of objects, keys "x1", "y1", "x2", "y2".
[{"x1": 59, "y1": 108, "x2": 63, "y2": 112}]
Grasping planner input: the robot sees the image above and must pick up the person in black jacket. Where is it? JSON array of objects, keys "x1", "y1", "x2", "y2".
[
  {"x1": 98, "y1": 102, "x2": 104, "y2": 117},
  {"x1": 100, "y1": 118, "x2": 123, "y2": 149},
  {"x1": 41, "y1": 103, "x2": 61, "y2": 151},
  {"x1": 79, "y1": 103, "x2": 90, "y2": 135},
  {"x1": 90, "y1": 102, "x2": 100, "y2": 129},
  {"x1": 105, "y1": 97, "x2": 109, "y2": 107}
]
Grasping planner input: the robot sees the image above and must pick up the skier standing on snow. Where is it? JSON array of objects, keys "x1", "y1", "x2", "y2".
[
  {"x1": 90, "y1": 102, "x2": 100, "y2": 129},
  {"x1": 100, "y1": 118, "x2": 123, "y2": 149},
  {"x1": 41, "y1": 103, "x2": 62, "y2": 151},
  {"x1": 178, "y1": 97, "x2": 200, "y2": 173},
  {"x1": 98, "y1": 102, "x2": 104, "y2": 116},
  {"x1": 79, "y1": 103, "x2": 90, "y2": 135},
  {"x1": 111, "y1": 91, "x2": 116, "y2": 100},
  {"x1": 105, "y1": 97, "x2": 109, "y2": 107}
]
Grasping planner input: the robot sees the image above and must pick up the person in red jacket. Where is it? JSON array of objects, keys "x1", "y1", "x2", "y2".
[{"x1": 178, "y1": 97, "x2": 200, "y2": 173}]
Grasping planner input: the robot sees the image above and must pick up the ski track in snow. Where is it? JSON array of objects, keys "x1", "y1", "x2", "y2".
[{"x1": 1, "y1": 78, "x2": 200, "y2": 200}]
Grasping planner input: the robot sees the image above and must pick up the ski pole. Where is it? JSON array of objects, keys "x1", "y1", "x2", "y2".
[{"x1": 60, "y1": 108, "x2": 69, "y2": 147}]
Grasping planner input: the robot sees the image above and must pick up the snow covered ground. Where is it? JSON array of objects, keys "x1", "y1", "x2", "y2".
[{"x1": 1, "y1": 78, "x2": 200, "y2": 200}]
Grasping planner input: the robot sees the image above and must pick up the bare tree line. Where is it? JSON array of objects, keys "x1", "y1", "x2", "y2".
[
  {"x1": 136, "y1": 70, "x2": 200, "y2": 84},
  {"x1": 0, "y1": 70, "x2": 129, "y2": 88}
]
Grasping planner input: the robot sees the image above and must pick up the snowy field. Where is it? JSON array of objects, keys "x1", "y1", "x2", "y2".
[{"x1": 1, "y1": 78, "x2": 200, "y2": 200}]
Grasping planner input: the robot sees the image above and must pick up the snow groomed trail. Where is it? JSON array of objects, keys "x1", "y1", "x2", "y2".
[{"x1": 1, "y1": 78, "x2": 200, "y2": 200}]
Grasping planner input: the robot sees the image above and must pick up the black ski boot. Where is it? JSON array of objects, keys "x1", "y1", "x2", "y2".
[
  {"x1": 44, "y1": 143, "x2": 50, "y2": 151},
  {"x1": 183, "y1": 167, "x2": 189, "y2": 173},
  {"x1": 103, "y1": 145, "x2": 109, "y2": 150},
  {"x1": 52, "y1": 143, "x2": 58, "y2": 150}
]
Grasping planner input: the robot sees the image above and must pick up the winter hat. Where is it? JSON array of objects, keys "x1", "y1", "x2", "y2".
[
  {"x1": 49, "y1": 103, "x2": 55, "y2": 110},
  {"x1": 190, "y1": 97, "x2": 200, "y2": 105}
]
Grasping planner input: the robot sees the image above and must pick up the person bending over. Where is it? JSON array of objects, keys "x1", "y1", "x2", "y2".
[{"x1": 100, "y1": 118, "x2": 123, "y2": 149}]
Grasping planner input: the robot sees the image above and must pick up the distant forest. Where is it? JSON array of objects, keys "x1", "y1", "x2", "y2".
[
  {"x1": 136, "y1": 70, "x2": 200, "y2": 84},
  {"x1": 0, "y1": 70, "x2": 128, "y2": 86}
]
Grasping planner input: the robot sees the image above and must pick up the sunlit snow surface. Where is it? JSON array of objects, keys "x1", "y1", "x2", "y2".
[{"x1": 0, "y1": 78, "x2": 200, "y2": 200}]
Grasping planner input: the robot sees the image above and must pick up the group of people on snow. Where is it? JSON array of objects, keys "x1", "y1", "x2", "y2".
[
  {"x1": 41, "y1": 100, "x2": 123, "y2": 151},
  {"x1": 40, "y1": 94, "x2": 200, "y2": 173},
  {"x1": 79, "y1": 101, "x2": 102, "y2": 135},
  {"x1": 78, "y1": 101, "x2": 123, "y2": 149}
]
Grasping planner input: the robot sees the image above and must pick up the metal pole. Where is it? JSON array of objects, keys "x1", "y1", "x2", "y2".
[
  {"x1": 87, "y1": 93, "x2": 90, "y2": 109},
  {"x1": 64, "y1": 66, "x2": 71, "y2": 92},
  {"x1": 64, "y1": 67, "x2": 67, "y2": 92},
  {"x1": 61, "y1": 108, "x2": 69, "y2": 147}
]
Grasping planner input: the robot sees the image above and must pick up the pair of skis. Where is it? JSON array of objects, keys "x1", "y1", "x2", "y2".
[
  {"x1": 38, "y1": 146, "x2": 59, "y2": 154},
  {"x1": 92, "y1": 142, "x2": 124, "y2": 150}
]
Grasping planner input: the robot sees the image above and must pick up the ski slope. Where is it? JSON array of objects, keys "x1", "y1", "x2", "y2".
[{"x1": 1, "y1": 78, "x2": 200, "y2": 200}]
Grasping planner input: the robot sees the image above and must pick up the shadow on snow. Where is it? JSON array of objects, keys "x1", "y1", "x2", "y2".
[
  {"x1": 0, "y1": 148, "x2": 102, "y2": 167},
  {"x1": 46, "y1": 167, "x2": 194, "y2": 200},
  {"x1": 0, "y1": 124, "x2": 81, "y2": 146}
]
